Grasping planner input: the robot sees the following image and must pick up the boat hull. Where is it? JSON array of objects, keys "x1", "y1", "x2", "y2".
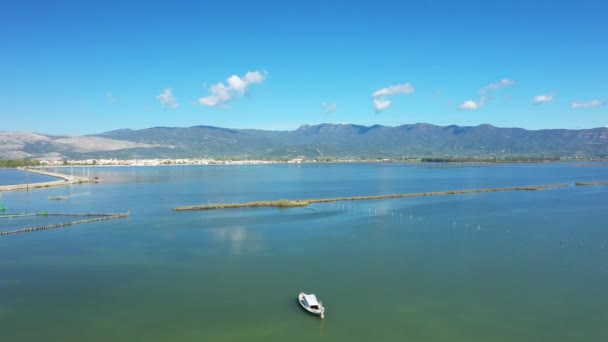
[{"x1": 298, "y1": 292, "x2": 325, "y2": 318}]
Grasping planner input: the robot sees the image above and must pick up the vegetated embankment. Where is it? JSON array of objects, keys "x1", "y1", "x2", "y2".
[
  {"x1": 574, "y1": 181, "x2": 608, "y2": 186},
  {"x1": 173, "y1": 183, "x2": 572, "y2": 211}
]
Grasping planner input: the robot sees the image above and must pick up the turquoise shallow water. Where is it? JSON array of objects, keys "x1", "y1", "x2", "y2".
[{"x1": 0, "y1": 163, "x2": 607, "y2": 341}]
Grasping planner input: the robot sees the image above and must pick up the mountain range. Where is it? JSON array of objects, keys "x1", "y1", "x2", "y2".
[{"x1": 1, "y1": 123, "x2": 607, "y2": 160}]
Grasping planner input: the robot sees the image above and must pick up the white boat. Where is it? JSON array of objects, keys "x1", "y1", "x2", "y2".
[{"x1": 298, "y1": 292, "x2": 325, "y2": 318}]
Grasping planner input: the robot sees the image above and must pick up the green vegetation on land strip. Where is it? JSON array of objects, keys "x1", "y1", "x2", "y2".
[
  {"x1": 175, "y1": 200, "x2": 310, "y2": 211},
  {"x1": 174, "y1": 184, "x2": 570, "y2": 211}
]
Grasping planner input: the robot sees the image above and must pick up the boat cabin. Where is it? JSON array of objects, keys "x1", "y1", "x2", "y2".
[{"x1": 303, "y1": 294, "x2": 320, "y2": 310}]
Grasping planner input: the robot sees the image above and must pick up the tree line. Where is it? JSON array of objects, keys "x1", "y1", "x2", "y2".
[{"x1": 0, "y1": 159, "x2": 41, "y2": 168}]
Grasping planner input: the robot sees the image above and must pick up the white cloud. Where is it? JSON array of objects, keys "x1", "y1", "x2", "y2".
[
  {"x1": 571, "y1": 100, "x2": 604, "y2": 109},
  {"x1": 486, "y1": 78, "x2": 515, "y2": 91},
  {"x1": 322, "y1": 102, "x2": 337, "y2": 114},
  {"x1": 459, "y1": 78, "x2": 514, "y2": 110},
  {"x1": 533, "y1": 94, "x2": 554, "y2": 105},
  {"x1": 199, "y1": 83, "x2": 231, "y2": 107},
  {"x1": 372, "y1": 82, "x2": 414, "y2": 113},
  {"x1": 373, "y1": 98, "x2": 392, "y2": 112},
  {"x1": 199, "y1": 70, "x2": 267, "y2": 107},
  {"x1": 372, "y1": 83, "x2": 414, "y2": 98},
  {"x1": 458, "y1": 100, "x2": 482, "y2": 110},
  {"x1": 226, "y1": 75, "x2": 248, "y2": 94},
  {"x1": 243, "y1": 71, "x2": 265, "y2": 84},
  {"x1": 156, "y1": 88, "x2": 178, "y2": 108}
]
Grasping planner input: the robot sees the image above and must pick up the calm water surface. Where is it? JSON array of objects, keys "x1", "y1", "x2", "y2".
[
  {"x1": 0, "y1": 169, "x2": 58, "y2": 186},
  {"x1": 0, "y1": 163, "x2": 607, "y2": 341}
]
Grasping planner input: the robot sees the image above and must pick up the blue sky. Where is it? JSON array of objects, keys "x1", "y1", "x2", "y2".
[{"x1": 1, "y1": 0, "x2": 607, "y2": 135}]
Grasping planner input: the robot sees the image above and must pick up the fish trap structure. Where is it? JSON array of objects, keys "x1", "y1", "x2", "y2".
[{"x1": 0, "y1": 212, "x2": 130, "y2": 236}]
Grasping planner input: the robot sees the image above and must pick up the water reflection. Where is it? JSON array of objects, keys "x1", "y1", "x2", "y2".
[{"x1": 211, "y1": 226, "x2": 262, "y2": 256}]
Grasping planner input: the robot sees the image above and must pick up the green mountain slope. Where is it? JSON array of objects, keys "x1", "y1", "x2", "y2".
[{"x1": 2, "y1": 123, "x2": 607, "y2": 160}]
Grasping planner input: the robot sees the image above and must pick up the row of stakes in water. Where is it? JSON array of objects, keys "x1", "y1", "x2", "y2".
[{"x1": 328, "y1": 202, "x2": 607, "y2": 250}]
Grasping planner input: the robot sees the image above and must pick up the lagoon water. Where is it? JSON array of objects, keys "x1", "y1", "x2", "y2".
[
  {"x1": 0, "y1": 168, "x2": 58, "y2": 186},
  {"x1": 1, "y1": 163, "x2": 607, "y2": 341}
]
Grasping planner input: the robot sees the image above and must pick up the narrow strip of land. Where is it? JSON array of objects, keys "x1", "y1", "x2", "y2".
[
  {"x1": 574, "y1": 181, "x2": 608, "y2": 186},
  {"x1": 0, "y1": 168, "x2": 89, "y2": 192},
  {"x1": 174, "y1": 183, "x2": 570, "y2": 211}
]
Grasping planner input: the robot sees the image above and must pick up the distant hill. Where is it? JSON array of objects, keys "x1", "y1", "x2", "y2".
[
  {"x1": 0, "y1": 131, "x2": 160, "y2": 160},
  {"x1": 1, "y1": 123, "x2": 607, "y2": 160}
]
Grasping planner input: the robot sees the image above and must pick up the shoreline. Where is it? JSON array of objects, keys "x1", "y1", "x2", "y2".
[{"x1": 0, "y1": 168, "x2": 90, "y2": 192}]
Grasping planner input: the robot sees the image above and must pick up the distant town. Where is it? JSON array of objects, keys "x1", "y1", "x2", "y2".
[
  {"x1": 39, "y1": 157, "x2": 310, "y2": 166},
  {"x1": 35, "y1": 155, "x2": 598, "y2": 167},
  {"x1": 2, "y1": 155, "x2": 604, "y2": 170}
]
